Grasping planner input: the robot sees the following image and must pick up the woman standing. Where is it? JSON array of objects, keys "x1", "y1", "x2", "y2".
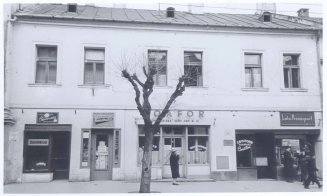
[
  {"x1": 283, "y1": 146, "x2": 295, "y2": 182},
  {"x1": 170, "y1": 149, "x2": 180, "y2": 185}
]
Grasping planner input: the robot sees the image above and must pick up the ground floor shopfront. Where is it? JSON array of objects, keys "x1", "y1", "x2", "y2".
[{"x1": 3, "y1": 108, "x2": 323, "y2": 183}]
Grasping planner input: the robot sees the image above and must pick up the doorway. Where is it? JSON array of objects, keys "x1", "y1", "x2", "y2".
[
  {"x1": 255, "y1": 133, "x2": 276, "y2": 179},
  {"x1": 51, "y1": 132, "x2": 71, "y2": 179},
  {"x1": 90, "y1": 130, "x2": 114, "y2": 181}
]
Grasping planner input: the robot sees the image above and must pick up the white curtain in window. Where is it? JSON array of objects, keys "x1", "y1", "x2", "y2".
[{"x1": 85, "y1": 49, "x2": 105, "y2": 61}]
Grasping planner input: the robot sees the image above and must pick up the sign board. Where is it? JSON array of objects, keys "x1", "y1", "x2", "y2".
[
  {"x1": 256, "y1": 157, "x2": 268, "y2": 166},
  {"x1": 37, "y1": 112, "x2": 59, "y2": 124},
  {"x1": 92, "y1": 113, "x2": 114, "y2": 127},
  {"x1": 236, "y1": 139, "x2": 253, "y2": 152},
  {"x1": 280, "y1": 112, "x2": 315, "y2": 126},
  {"x1": 28, "y1": 139, "x2": 49, "y2": 146}
]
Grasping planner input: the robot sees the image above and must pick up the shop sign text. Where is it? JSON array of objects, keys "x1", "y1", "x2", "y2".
[
  {"x1": 280, "y1": 112, "x2": 315, "y2": 126},
  {"x1": 28, "y1": 139, "x2": 49, "y2": 146},
  {"x1": 93, "y1": 113, "x2": 114, "y2": 127},
  {"x1": 152, "y1": 110, "x2": 204, "y2": 123},
  {"x1": 237, "y1": 139, "x2": 253, "y2": 152},
  {"x1": 37, "y1": 112, "x2": 58, "y2": 124}
]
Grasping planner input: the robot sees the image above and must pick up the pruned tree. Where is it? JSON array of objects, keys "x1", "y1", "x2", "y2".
[{"x1": 121, "y1": 55, "x2": 186, "y2": 193}]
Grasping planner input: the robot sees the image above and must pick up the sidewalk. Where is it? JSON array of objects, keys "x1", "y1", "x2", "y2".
[{"x1": 3, "y1": 179, "x2": 323, "y2": 194}]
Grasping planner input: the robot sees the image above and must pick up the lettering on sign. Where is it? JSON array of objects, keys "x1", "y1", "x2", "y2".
[
  {"x1": 237, "y1": 139, "x2": 253, "y2": 152},
  {"x1": 152, "y1": 110, "x2": 205, "y2": 123},
  {"x1": 280, "y1": 112, "x2": 315, "y2": 126},
  {"x1": 37, "y1": 112, "x2": 58, "y2": 124},
  {"x1": 28, "y1": 139, "x2": 49, "y2": 146},
  {"x1": 93, "y1": 113, "x2": 114, "y2": 127}
]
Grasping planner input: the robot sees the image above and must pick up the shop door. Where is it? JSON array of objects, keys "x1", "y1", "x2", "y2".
[
  {"x1": 91, "y1": 131, "x2": 113, "y2": 181},
  {"x1": 162, "y1": 137, "x2": 185, "y2": 178},
  {"x1": 51, "y1": 132, "x2": 71, "y2": 180},
  {"x1": 255, "y1": 134, "x2": 276, "y2": 179}
]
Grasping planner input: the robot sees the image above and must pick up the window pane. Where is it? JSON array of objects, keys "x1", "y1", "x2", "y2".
[
  {"x1": 188, "y1": 136, "x2": 208, "y2": 164},
  {"x1": 284, "y1": 55, "x2": 298, "y2": 66},
  {"x1": 148, "y1": 50, "x2": 167, "y2": 86},
  {"x1": 194, "y1": 127, "x2": 208, "y2": 135},
  {"x1": 48, "y1": 62, "x2": 57, "y2": 83},
  {"x1": 284, "y1": 68, "x2": 290, "y2": 88},
  {"x1": 84, "y1": 63, "x2": 94, "y2": 84},
  {"x1": 291, "y1": 68, "x2": 300, "y2": 88},
  {"x1": 36, "y1": 62, "x2": 47, "y2": 83},
  {"x1": 236, "y1": 134, "x2": 255, "y2": 167},
  {"x1": 95, "y1": 63, "x2": 104, "y2": 84},
  {"x1": 245, "y1": 54, "x2": 260, "y2": 65},
  {"x1": 184, "y1": 52, "x2": 202, "y2": 66},
  {"x1": 245, "y1": 68, "x2": 252, "y2": 87},
  {"x1": 85, "y1": 49, "x2": 105, "y2": 61},
  {"x1": 185, "y1": 66, "x2": 202, "y2": 86},
  {"x1": 25, "y1": 146, "x2": 50, "y2": 171},
  {"x1": 38, "y1": 47, "x2": 57, "y2": 59},
  {"x1": 252, "y1": 68, "x2": 262, "y2": 87}
]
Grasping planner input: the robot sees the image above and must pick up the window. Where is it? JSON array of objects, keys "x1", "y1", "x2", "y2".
[
  {"x1": 84, "y1": 48, "x2": 105, "y2": 84},
  {"x1": 283, "y1": 54, "x2": 300, "y2": 88},
  {"x1": 113, "y1": 130, "x2": 121, "y2": 167},
  {"x1": 80, "y1": 130, "x2": 90, "y2": 168},
  {"x1": 244, "y1": 53, "x2": 262, "y2": 88},
  {"x1": 148, "y1": 50, "x2": 167, "y2": 86},
  {"x1": 236, "y1": 134, "x2": 255, "y2": 167},
  {"x1": 187, "y1": 126, "x2": 209, "y2": 164},
  {"x1": 138, "y1": 126, "x2": 160, "y2": 165},
  {"x1": 35, "y1": 46, "x2": 57, "y2": 84},
  {"x1": 184, "y1": 52, "x2": 203, "y2": 86}
]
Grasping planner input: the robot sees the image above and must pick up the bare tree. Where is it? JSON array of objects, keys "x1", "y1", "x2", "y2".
[{"x1": 121, "y1": 53, "x2": 186, "y2": 193}]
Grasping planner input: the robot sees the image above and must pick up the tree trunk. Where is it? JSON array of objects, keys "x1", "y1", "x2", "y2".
[{"x1": 139, "y1": 125, "x2": 154, "y2": 193}]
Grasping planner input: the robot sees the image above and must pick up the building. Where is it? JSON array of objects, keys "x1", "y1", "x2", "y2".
[{"x1": 3, "y1": 3, "x2": 323, "y2": 183}]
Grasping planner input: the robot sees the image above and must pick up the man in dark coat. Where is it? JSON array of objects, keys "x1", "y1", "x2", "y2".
[
  {"x1": 170, "y1": 149, "x2": 180, "y2": 185},
  {"x1": 303, "y1": 155, "x2": 322, "y2": 189},
  {"x1": 283, "y1": 146, "x2": 295, "y2": 182}
]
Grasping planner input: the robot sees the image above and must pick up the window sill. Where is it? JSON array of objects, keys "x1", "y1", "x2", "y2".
[
  {"x1": 281, "y1": 88, "x2": 308, "y2": 92},
  {"x1": 28, "y1": 83, "x2": 62, "y2": 87},
  {"x1": 186, "y1": 86, "x2": 209, "y2": 89},
  {"x1": 78, "y1": 84, "x2": 111, "y2": 88},
  {"x1": 241, "y1": 88, "x2": 269, "y2": 92}
]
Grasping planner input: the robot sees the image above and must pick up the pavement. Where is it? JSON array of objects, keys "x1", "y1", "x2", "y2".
[{"x1": 3, "y1": 179, "x2": 324, "y2": 194}]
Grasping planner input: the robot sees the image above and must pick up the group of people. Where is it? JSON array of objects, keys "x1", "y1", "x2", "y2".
[{"x1": 283, "y1": 144, "x2": 322, "y2": 189}]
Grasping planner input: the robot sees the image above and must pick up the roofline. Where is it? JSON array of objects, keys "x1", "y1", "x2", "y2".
[{"x1": 13, "y1": 15, "x2": 321, "y2": 35}]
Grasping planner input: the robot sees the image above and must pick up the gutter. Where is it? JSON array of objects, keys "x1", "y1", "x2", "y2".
[{"x1": 315, "y1": 30, "x2": 323, "y2": 118}]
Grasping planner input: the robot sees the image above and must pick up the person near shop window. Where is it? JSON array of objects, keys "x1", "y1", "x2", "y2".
[
  {"x1": 283, "y1": 146, "x2": 295, "y2": 182},
  {"x1": 170, "y1": 148, "x2": 180, "y2": 185},
  {"x1": 296, "y1": 148, "x2": 307, "y2": 182},
  {"x1": 303, "y1": 154, "x2": 322, "y2": 189}
]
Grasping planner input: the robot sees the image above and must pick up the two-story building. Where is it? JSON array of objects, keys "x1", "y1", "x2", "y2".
[{"x1": 4, "y1": 4, "x2": 323, "y2": 184}]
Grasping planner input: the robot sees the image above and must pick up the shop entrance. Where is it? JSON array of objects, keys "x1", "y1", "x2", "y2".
[
  {"x1": 90, "y1": 130, "x2": 114, "y2": 181},
  {"x1": 255, "y1": 134, "x2": 276, "y2": 179},
  {"x1": 51, "y1": 132, "x2": 71, "y2": 179}
]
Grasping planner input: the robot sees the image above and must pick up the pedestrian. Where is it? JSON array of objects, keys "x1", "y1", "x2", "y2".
[
  {"x1": 283, "y1": 146, "x2": 295, "y2": 182},
  {"x1": 296, "y1": 148, "x2": 307, "y2": 182},
  {"x1": 303, "y1": 155, "x2": 322, "y2": 189},
  {"x1": 170, "y1": 148, "x2": 180, "y2": 185}
]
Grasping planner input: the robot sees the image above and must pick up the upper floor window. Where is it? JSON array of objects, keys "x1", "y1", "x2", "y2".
[
  {"x1": 84, "y1": 48, "x2": 105, "y2": 84},
  {"x1": 35, "y1": 46, "x2": 57, "y2": 84},
  {"x1": 283, "y1": 54, "x2": 300, "y2": 88},
  {"x1": 244, "y1": 53, "x2": 262, "y2": 88},
  {"x1": 148, "y1": 50, "x2": 167, "y2": 86},
  {"x1": 184, "y1": 51, "x2": 203, "y2": 86}
]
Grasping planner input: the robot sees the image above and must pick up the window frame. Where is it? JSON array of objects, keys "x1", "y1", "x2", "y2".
[
  {"x1": 80, "y1": 129, "x2": 91, "y2": 168},
  {"x1": 244, "y1": 53, "x2": 263, "y2": 88},
  {"x1": 184, "y1": 51, "x2": 203, "y2": 87},
  {"x1": 83, "y1": 47, "x2": 105, "y2": 85},
  {"x1": 35, "y1": 45, "x2": 58, "y2": 84},
  {"x1": 283, "y1": 54, "x2": 301, "y2": 89},
  {"x1": 148, "y1": 49, "x2": 168, "y2": 87},
  {"x1": 187, "y1": 126, "x2": 209, "y2": 165}
]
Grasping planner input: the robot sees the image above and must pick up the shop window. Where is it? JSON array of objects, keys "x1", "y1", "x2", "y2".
[
  {"x1": 138, "y1": 126, "x2": 160, "y2": 165},
  {"x1": 275, "y1": 138, "x2": 302, "y2": 166},
  {"x1": 187, "y1": 126, "x2": 209, "y2": 164},
  {"x1": 35, "y1": 45, "x2": 57, "y2": 84},
  {"x1": 80, "y1": 129, "x2": 90, "y2": 168},
  {"x1": 244, "y1": 53, "x2": 262, "y2": 88},
  {"x1": 163, "y1": 126, "x2": 183, "y2": 135},
  {"x1": 184, "y1": 51, "x2": 203, "y2": 86},
  {"x1": 236, "y1": 134, "x2": 255, "y2": 167},
  {"x1": 84, "y1": 48, "x2": 105, "y2": 84},
  {"x1": 148, "y1": 50, "x2": 167, "y2": 86},
  {"x1": 283, "y1": 54, "x2": 300, "y2": 88}
]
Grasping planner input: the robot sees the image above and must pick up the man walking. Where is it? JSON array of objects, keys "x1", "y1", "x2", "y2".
[{"x1": 303, "y1": 154, "x2": 322, "y2": 189}]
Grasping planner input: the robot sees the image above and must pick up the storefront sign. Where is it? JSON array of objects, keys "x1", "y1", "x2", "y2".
[
  {"x1": 93, "y1": 113, "x2": 114, "y2": 127},
  {"x1": 237, "y1": 139, "x2": 253, "y2": 152},
  {"x1": 37, "y1": 112, "x2": 59, "y2": 124},
  {"x1": 152, "y1": 110, "x2": 205, "y2": 123},
  {"x1": 280, "y1": 112, "x2": 315, "y2": 126},
  {"x1": 28, "y1": 139, "x2": 49, "y2": 146}
]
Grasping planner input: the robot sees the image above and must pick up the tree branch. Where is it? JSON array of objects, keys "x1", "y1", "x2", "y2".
[
  {"x1": 154, "y1": 76, "x2": 186, "y2": 127},
  {"x1": 132, "y1": 74, "x2": 145, "y2": 88}
]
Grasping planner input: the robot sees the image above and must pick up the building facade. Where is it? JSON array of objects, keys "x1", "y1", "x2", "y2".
[{"x1": 4, "y1": 4, "x2": 323, "y2": 183}]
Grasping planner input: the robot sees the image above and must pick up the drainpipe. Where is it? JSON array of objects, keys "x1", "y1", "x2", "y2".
[{"x1": 315, "y1": 30, "x2": 323, "y2": 118}]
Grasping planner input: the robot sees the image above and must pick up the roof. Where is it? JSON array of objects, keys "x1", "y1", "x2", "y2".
[{"x1": 13, "y1": 4, "x2": 322, "y2": 31}]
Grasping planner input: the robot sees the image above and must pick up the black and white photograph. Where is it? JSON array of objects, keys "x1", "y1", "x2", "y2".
[{"x1": 2, "y1": 0, "x2": 325, "y2": 195}]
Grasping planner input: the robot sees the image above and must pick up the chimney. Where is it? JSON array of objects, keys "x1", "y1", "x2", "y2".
[
  {"x1": 166, "y1": 7, "x2": 175, "y2": 18},
  {"x1": 67, "y1": 3, "x2": 77, "y2": 13},
  {"x1": 188, "y1": 3, "x2": 204, "y2": 14},
  {"x1": 297, "y1": 8, "x2": 309, "y2": 17},
  {"x1": 256, "y1": 3, "x2": 276, "y2": 14}
]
